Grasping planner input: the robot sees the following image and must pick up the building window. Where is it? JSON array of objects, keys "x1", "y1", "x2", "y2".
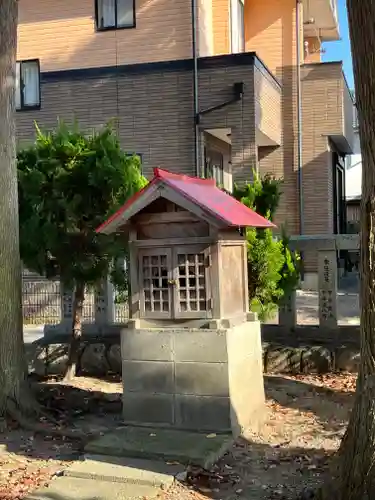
[
  {"x1": 204, "y1": 148, "x2": 224, "y2": 187},
  {"x1": 96, "y1": 0, "x2": 135, "y2": 30},
  {"x1": 230, "y1": 0, "x2": 245, "y2": 53},
  {"x1": 15, "y1": 60, "x2": 40, "y2": 111}
]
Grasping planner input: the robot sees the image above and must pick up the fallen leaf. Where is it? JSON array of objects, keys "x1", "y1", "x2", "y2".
[{"x1": 206, "y1": 433, "x2": 217, "y2": 439}]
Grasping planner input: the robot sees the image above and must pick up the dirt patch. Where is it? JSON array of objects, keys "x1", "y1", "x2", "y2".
[
  {"x1": 0, "y1": 375, "x2": 122, "y2": 499},
  {"x1": 0, "y1": 373, "x2": 357, "y2": 500},
  {"x1": 165, "y1": 373, "x2": 357, "y2": 500}
]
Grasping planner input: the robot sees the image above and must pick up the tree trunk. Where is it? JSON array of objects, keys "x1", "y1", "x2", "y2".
[
  {"x1": 318, "y1": 1, "x2": 375, "y2": 499},
  {"x1": 0, "y1": 0, "x2": 29, "y2": 418},
  {"x1": 64, "y1": 281, "x2": 85, "y2": 381}
]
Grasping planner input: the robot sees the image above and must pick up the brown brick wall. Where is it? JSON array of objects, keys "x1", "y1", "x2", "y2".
[
  {"x1": 17, "y1": 69, "x2": 195, "y2": 178},
  {"x1": 300, "y1": 62, "x2": 350, "y2": 272},
  {"x1": 256, "y1": 62, "x2": 300, "y2": 235},
  {"x1": 301, "y1": 62, "x2": 347, "y2": 236},
  {"x1": 198, "y1": 62, "x2": 257, "y2": 184},
  {"x1": 16, "y1": 58, "x2": 256, "y2": 183}
]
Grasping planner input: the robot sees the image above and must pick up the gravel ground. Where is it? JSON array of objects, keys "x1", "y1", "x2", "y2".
[
  {"x1": 0, "y1": 374, "x2": 357, "y2": 500},
  {"x1": 166, "y1": 373, "x2": 356, "y2": 500}
]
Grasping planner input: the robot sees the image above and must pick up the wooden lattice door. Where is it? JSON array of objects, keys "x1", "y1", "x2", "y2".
[
  {"x1": 139, "y1": 246, "x2": 212, "y2": 320},
  {"x1": 172, "y1": 246, "x2": 212, "y2": 319},
  {"x1": 139, "y1": 248, "x2": 173, "y2": 319}
]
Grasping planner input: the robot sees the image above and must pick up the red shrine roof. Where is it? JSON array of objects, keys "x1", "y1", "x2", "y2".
[{"x1": 96, "y1": 168, "x2": 275, "y2": 234}]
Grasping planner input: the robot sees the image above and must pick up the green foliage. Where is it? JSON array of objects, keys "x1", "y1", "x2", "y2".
[
  {"x1": 233, "y1": 171, "x2": 300, "y2": 320},
  {"x1": 233, "y1": 172, "x2": 280, "y2": 220},
  {"x1": 244, "y1": 227, "x2": 285, "y2": 319},
  {"x1": 17, "y1": 120, "x2": 147, "y2": 290},
  {"x1": 277, "y1": 227, "x2": 301, "y2": 301}
]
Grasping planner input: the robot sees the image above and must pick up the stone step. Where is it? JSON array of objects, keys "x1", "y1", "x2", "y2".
[
  {"x1": 85, "y1": 426, "x2": 233, "y2": 469},
  {"x1": 64, "y1": 454, "x2": 183, "y2": 487},
  {"x1": 25, "y1": 476, "x2": 160, "y2": 500}
]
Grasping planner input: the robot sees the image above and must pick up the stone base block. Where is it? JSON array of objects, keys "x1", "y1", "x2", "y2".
[{"x1": 121, "y1": 321, "x2": 265, "y2": 436}]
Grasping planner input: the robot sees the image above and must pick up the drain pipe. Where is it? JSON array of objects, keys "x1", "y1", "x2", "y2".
[
  {"x1": 296, "y1": 0, "x2": 304, "y2": 234},
  {"x1": 191, "y1": 0, "x2": 200, "y2": 176}
]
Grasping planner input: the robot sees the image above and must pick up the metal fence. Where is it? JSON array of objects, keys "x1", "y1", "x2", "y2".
[
  {"x1": 22, "y1": 276, "x2": 129, "y2": 326},
  {"x1": 22, "y1": 278, "x2": 62, "y2": 325}
]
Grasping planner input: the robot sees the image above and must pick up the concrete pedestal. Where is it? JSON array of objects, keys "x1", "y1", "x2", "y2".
[{"x1": 121, "y1": 320, "x2": 265, "y2": 436}]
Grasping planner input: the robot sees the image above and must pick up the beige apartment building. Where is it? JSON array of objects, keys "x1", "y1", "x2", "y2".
[{"x1": 15, "y1": 0, "x2": 353, "y2": 283}]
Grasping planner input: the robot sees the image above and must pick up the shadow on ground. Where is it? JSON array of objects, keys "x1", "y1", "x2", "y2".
[
  {"x1": 264, "y1": 375, "x2": 354, "y2": 435},
  {"x1": 16, "y1": 438, "x2": 331, "y2": 500},
  {"x1": 0, "y1": 375, "x2": 123, "y2": 462},
  {"x1": 0, "y1": 374, "x2": 351, "y2": 499}
]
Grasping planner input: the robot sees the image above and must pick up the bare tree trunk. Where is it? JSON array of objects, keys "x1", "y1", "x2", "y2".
[
  {"x1": 318, "y1": 1, "x2": 375, "y2": 499},
  {"x1": 0, "y1": 0, "x2": 30, "y2": 421},
  {"x1": 64, "y1": 281, "x2": 85, "y2": 381}
]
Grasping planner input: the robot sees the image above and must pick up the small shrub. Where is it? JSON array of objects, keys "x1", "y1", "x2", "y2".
[{"x1": 233, "y1": 172, "x2": 300, "y2": 320}]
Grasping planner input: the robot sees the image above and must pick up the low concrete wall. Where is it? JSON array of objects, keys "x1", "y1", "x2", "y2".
[
  {"x1": 27, "y1": 325, "x2": 361, "y2": 382},
  {"x1": 262, "y1": 323, "x2": 360, "y2": 372},
  {"x1": 263, "y1": 344, "x2": 359, "y2": 373},
  {"x1": 26, "y1": 333, "x2": 123, "y2": 377}
]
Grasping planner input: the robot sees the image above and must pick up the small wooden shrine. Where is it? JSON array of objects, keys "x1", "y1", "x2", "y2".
[
  {"x1": 97, "y1": 168, "x2": 273, "y2": 434},
  {"x1": 97, "y1": 168, "x2": 274, "y2": 327}
]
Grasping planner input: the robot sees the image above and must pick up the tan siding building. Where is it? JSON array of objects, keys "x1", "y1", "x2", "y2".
[
  {"x1": 18, "y1": 0, "x2": 193, "y2": 71},
  {"x1": 16, "y1": 0, "x2": 353, "y2": 282}
]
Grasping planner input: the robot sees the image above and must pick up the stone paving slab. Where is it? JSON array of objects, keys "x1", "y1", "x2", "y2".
[
  {"x1": 25, "y1": 476, "x2": 159, "y2": 500},
  {"x1": 64, "y1": 454, "x2": 184, "y2": 486},
  {"x1": 85, "y1": 426, "x2": 233, "y2": 469}
]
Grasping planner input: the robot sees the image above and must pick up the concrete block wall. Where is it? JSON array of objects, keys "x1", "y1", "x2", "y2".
[{"x1": 121, "y1": 322, "x2": 265, "y2": 435}]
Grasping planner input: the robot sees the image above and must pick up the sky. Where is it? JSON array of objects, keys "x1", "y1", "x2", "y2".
[{"x1": 322, "y1": 0, "x2": 354, "y2": 90}]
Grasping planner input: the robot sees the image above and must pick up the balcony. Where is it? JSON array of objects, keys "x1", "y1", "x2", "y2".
[
  {"x1": 253, "y1": 57, "x2": 282, "y2": 147},
  {"x1": 302, "y1": 62, "x2": 354, "y2": 155},
  {"x1": 303, "y1": 0, "x2": 340, "y2": 42}
]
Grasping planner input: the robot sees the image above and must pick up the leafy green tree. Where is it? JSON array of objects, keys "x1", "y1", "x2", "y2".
[
  {"x1": 18, "y1": 121, "x2": 146, "y2": 380},
  {"x1": 233, "y1": 172, "x2": 300, "y2": 319}
]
